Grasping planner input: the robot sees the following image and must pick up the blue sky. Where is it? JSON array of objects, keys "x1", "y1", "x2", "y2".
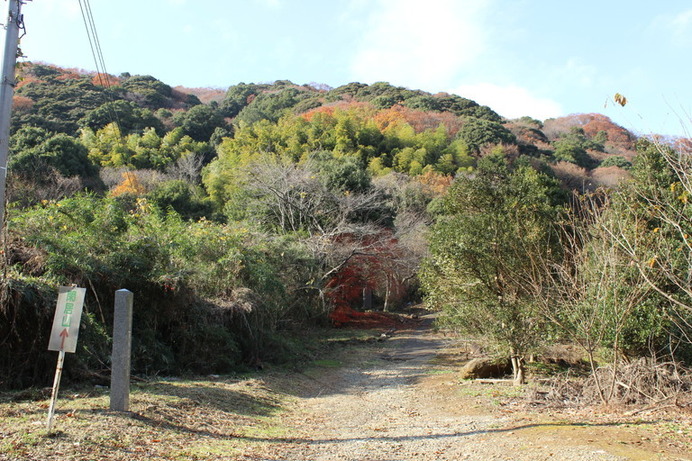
[{"x1": 13, "y1": 0, "x2": 692, "y2": 137}]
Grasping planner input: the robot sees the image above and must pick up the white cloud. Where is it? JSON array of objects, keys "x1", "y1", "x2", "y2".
[
  {"x1": 651, "y1": 9, "x2": 692, "y2": 47},
  {"x1": 350, "y1": 0, "x2": 493, "y2": 90},
  {"x1": 671, "y1": 9, "x2": 692, "y2": 45},
  {"x1": 452, "y1": 83, "x2": 563, "y2": 121}
]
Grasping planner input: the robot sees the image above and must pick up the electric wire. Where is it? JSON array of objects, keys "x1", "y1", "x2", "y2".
[{"x1": 77, "y1": 0, "x2": 121, "y2": 130}]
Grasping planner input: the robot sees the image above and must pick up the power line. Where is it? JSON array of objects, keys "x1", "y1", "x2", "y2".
[{"x1": 77, "y1": 0, "x2": 121, "y2": 130}]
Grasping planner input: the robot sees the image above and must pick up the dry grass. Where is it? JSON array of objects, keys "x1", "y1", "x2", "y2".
[
  {"x1": 0, "y1": 376, "x2": 295, "y2": 460},
  {"x1": 0, "y1": 327, "x2": 384, "y2": 461}
]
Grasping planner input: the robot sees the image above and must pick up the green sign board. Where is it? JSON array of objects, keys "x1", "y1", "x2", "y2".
[{"x1": 48, "y1": 286, "x2": 86, "y2": 353}]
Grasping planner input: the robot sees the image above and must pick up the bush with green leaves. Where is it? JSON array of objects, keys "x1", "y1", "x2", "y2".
[
  {"x1": 598, "y1": 155, "x2": 632, "y2": 170},
  {"x1": 421, "y1": 155, "x2": 565, "y2": 383},
  {"x1": 456, "y1": 117, "x2": 516, "y2": 154},
  {"x1": 10, "y1": 126, "x2": 99, "y2": 179},
  {"x1": 3, "y1": 194, "x2": 323, "y2": 387},
  {"x1": 551, "y1": 127, "x2": 602, "y2": 169}
]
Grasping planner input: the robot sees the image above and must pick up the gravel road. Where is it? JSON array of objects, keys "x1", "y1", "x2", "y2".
[{"x1": 248, "y1": 317, "x2": 633, "y2": 461}]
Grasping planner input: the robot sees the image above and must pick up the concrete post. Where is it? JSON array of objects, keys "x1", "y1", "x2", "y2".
[
  {"x1": 0, "y1": 1, "x2": 24, "y2": 229},
  {"x1": 363, "y1": 286, "x2": 374, "y2": 310},
  {"x1": 110, "y1": 289, "x2": 133, "y2": 411}
]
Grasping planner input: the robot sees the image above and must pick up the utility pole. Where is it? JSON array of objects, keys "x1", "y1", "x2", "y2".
[{"x1": 0, "y1": 0, "x2": 24, "y2": 231}]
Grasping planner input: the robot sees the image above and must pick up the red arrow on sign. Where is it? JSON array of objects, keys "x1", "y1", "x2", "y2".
[{"x1": 59, "y1": 329, "x2": 69, "y2": 350}]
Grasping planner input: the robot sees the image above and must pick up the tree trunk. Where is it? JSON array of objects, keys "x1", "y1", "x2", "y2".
[
  {"x1": 383, "y1": 277, "x2": 391, "y2": 312},
  {"x1": 510, "y1": 348, "x2": 525, "y2": 386}
]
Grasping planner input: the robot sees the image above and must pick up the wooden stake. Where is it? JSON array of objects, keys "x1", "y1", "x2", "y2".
[{"x1": 46, "y1": 350, "x2": 65, "y2": 433}]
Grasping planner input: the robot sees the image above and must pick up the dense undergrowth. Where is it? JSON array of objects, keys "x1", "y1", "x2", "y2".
[{"x1": 1, "y1": 195, "x2": 324, "y2": 388}]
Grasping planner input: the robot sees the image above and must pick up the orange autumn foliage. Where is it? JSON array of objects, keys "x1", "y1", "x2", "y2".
[
  {"x1": 374, "y1": 104, "x2": 462, "y2": 136},
  {"x1": 416, "y1": 170, "x2": 453, "y2": 196},
  {"x1": 110, "y1": 171, "x2": 146, "y2": 196}
]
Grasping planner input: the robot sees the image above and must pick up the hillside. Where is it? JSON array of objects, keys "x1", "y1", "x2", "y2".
[
  {"x1": 11, "y1": 62, "x2": 637, "y2": 192},
  {"x1": 2, "y1": 62, "x2": 690, "y2": 404}
]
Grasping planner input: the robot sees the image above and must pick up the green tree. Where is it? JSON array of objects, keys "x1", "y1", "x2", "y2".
[
  {"x1": 147, "y1": 180, "x2": 214, "y2": 220},
  {"x1": 13, "y1": 73, "x2": 109, "y2": 135},
  {"x1": 552, "y1": 126, "x2": 602, "y2": 169},
  {"x1": 80, "y1": 100, "x2": 164, "y2": 135},
  {"x1": 598, "y1": 155, "x2": 632, "y2": 169},
  {"x1": 421, "y1": 155, "x2": 565, "y2": 383},
  {"x1": 599, "y1": 139, "x2": 692, "y2": 361},
  {"x1": 220, "y1": 82, "x2": 263, "y2": 118},
  {"x1": 119, "y1": 74, "x2": 173, "y2": 109},
  {"x1": 235, "y1": 87, "x2": 304, "y2": 126},
  {"x1": 173, "y1": 104, "x2": 227, "y2": 142},
  {"x1": 10, "y1": 126, "x2": 98, "y2": 178},
  {"x1": 456, "y1": 118, "x2": 516, "y2": 154}
]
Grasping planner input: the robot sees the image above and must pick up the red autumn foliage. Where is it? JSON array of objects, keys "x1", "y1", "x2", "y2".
[
  {"x1": 674, "y1": 137, "x2": 692, "y2": 153},
  {"x1": 15, "y1": 76, "x2": 40, "y2": 90},
  {"x1": 12, "y1": 95, "x2": 34, "y2": 112},
  {"x1": 580, "y1": 114, "x2": 635, "y2": 149},
  {"x1": 544, "y1": 113, "x2": 635, "y2": 150},
  {"x1": 57, "y1": 70, "x2": 85, "y2": 81},
  {"x1": 326, "y1": 231, "x2": 412, "y2": 327},
  {"x1": 90, "y1": 73, "x2": 121, "y2": 87},
  {"x1": 329, "y1": 304, "x2": 414, "y2": 329}
]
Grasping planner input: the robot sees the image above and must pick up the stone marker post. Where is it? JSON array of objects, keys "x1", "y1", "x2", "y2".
[
  {"x1": 363, "y1": 287, "x2": 373, "y2": 311},
  {"x1": 110, "y1": 289, "x2": 133, "y2": 411}
]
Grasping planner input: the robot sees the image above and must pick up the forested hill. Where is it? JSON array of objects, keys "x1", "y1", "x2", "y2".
[
  {"x1": 11, "y1": 62, "x2": 638, "y2": 195},
  {"x1": 2, "y1": 62, "x2": 665, "y2": 389}
]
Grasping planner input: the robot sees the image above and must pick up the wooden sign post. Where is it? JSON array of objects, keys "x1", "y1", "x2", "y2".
[{"x1": 46, "y1": 286, "x2": 86, "y2": 433}]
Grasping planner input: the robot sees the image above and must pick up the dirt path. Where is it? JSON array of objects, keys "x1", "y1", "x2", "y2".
[
  {"x1": 247, "y1": 316, "x2": 689, "y2": 461},
  {"x1": 1, "y1": 317, "x2": 689, "y2": 460}
]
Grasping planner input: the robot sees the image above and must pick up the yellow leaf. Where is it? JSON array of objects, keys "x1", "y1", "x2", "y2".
[{"x1": 614, "y1": 93, "x2": 627, "y2": 107}]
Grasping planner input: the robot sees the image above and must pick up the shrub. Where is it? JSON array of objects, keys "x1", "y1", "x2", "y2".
[{"x1": 2, "y1": 194, "x2": 324, "y2": 388}]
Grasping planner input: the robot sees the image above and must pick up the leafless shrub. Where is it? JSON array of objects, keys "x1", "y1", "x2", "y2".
[
  {"x1": 528, "y1": 360, "x2": 691, "y2": 411},
  {"x1": 584, "y1": 359, "x2": 691, "y2": 407},
  {"x1": 165, "y1": 152, "x2": 204, "y2": 185},
  {"x1": 540, "y1": 374, "x2": 585, "y2": 408},
  {"x1": 7, "y1": 168, "x2": 85, "y2": 206},
  {"x1": 550, "y1": 161, "x2": 592, "y2": 191},
  {"x1": 6, "y1": 236, "x2": 46, "y2": 276},
  {"x1": 590, "y1": 166, "x2": 630, "y2": 188},
  {"x1": 100, "y1": 166, "x2": 130, "y2": 189}
]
